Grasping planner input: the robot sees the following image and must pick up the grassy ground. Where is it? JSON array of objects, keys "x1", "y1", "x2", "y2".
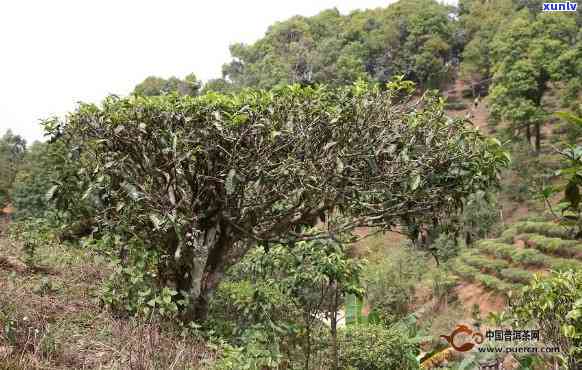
[{"x1": 0, "y1": 225, "x2": 215, "y2": 369}]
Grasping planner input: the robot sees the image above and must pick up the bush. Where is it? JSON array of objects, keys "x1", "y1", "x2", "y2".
[
  {"x1": 462, "y1": 190, "x2": 502, "y2": 243},
  {"x1": 461, "y1": 253, "x2": 509, "y2": 274},
  {"x1": 100, "y1": 242, "x2": 182, "y2": 319},
  {"x1": 212, "y1": 329, "x2": 284, "y2": 370},
  {"x1": 500, "y1": 227, "x2": 518, "y2": 243},
  {"x1": 475, "y1": 273, "x2": 510, "y2": 292},
  {"x1": 208, "y1": 280, "x2": 297, "y2": 339},
  {"x1": 499, "y1": 268, "x2": 533, "y2": 284},
  {"x1": 338, "y1": 324, "x2": 420, "y2": 370},
  {"x1": 512, "y1": 270, "x2": 582, "y2": 368},
  {"x1": 517, "y1": 233, "x2": 582, "y2": 259},
  {"x1": 449, "y1": 259, "x2": 480, "y2": 280},
  {"x1": 512, "y1": 221, "x2": 575, "y2": 240},
  {"x1": 363, "y1": 248, "x2": 424, "y2": 323},
  {"x1": 477, "y1": 240, "x2": 547, "y2": 267}
]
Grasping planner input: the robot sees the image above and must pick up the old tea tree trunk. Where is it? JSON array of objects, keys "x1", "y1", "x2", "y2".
[{"x1": 59, "y1": 81, "x2": 508, "y2": 322}]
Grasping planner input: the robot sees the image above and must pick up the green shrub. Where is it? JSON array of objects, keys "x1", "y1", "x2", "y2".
[
  {"x1": 499, "y1": 268, "x2": 533, "y2": 284},
  {"x1": 500, "y1": 227, "x2": 518, "y2": 243},
  {"x1": 363, "y1": 248, "x2": 423, "y2": 324},
  {"x1": 449, "y1": 259, "x2": 480, "y2": 280},
  {"x1": 462, "y1": 190, "x2": 502, "y2": 243},
  {"x1": 512, "y1": 270, "x2": 582, "y2": 368},
  {"x1": 338, "y1": 324, "x2": 420, "y2": 370},
  {"x1": 100, "y1": 242, "x2": 182, "y2": 319},
  {"x1": 517, "y1": 233, "x2": 582, "y2": 259},
  {"x1": 478, "y1": 238, "x2": 582, "y2": 274},
  {"x1": 551, "y1": 259, "x2": 582, "y2": 272},
  {"x1": 208, "y1": 280, "x2": 297, "y2": 339},
  {"x1": 475, "y1": 273, "x2": 509, "y2": 292},
  {"x1": 512, "y1": 249, "x2": 547, "y2": 267},
  {"x1": 213, "y1": 329, "x2": 284, "y2": 370},
  {"x1": 478, "y1": 240, "x2": 547, "y2": 267},
  {"x1": 461, "y1": 253, "x2": 509, "y2": 273},
  {"x1": 512, "y1": 221, "x2": 575, "y2": 240}
]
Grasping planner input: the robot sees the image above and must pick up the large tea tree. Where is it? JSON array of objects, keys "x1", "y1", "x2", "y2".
[{"x1": 58, "y1": 81, "x2": 508, "y2": 322}]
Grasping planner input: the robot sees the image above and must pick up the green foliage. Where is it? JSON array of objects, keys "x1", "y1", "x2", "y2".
[
  {"x1": 362, "y1": 247, "x2": 424, "y2": 324},
  {"x1": 462, "y1": 190, "x2": 501, "y2": 243},
  {"x1": 209, "y1": 280, "x2": 297, "y2": 339},
  {"x1": 100, "y1": 242, "x2": 181, "y2": 319},
  {"x1": 459, "y1": 0, "x2": 515, "y2": 88},
  {"x1": 510, "y1": 221, "x2": 574, "y2": 240},
  {"x1": 212, "y1": 330, "x2": 284, "y2": 370},
  {"x1": 449, "y1": 257, "x2": 517, "y2": 293},
  {"x1": 210, "y1": 237, "x2": 362, "y2": 368},
  {"x1": 488, "y1": 11, "x2": 580, "y2": 150},
  {"x1": 10, "y1": 142, "x2": 54, "y2": 219},
  {"x1": 499, "y1": 267, "x2": 533, "y2": 284},
  {"x1": 542, "y1": 114, "x2": 582, "y2": 238},
  {"x1": 478, "y1": 239, "x2": 545, "y2": 266},
  {"x1": 430, "y1": 233, "x2": 463, "y2": 263},
  {"x1": 478, "y1": 238, "x2": 582, "y2": 272},
  {"x1": 461, "y1": 253, "x2": 509, "y2": 274},
  {"x1": 345, "y1": 294, "x2": 366, "y2": 326},
  {"x1": 337, "y1": 324, "x2": 420, "y2": 370},
  {"x1": 429, "y1": 268, "x2": 459, "y2": 304},
  {"x1": 512, "y1": 270, "x2": 582, "y2": 369},
  {"x1": 516, "y1": 233, "x2": 582, "y2": 259}
]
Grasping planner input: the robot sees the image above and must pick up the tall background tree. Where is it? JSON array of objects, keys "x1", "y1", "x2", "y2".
[
  {"x1": 221, "y1": 0, "x2": 459, "y2": 90},
  {"x1": 488, "y1": 11, "x2": 580, "y2": 153},
  {"x1": 133, "y1": 73, "x2": 201, "y2": 97},
  {"x1": 0, "y1": 130, "x2": 26, "y2": 207}
]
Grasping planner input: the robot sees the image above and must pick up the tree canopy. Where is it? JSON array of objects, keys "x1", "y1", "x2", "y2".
[
  {"x1": 220, "y1": 0, "x2": 459, "y2": 90},
  {"x1": 52, "y1": 81, "x2": 508, "y2": 322},
  {"x1": 133, "y1": 73, "x2": 201, "y2": 97}
]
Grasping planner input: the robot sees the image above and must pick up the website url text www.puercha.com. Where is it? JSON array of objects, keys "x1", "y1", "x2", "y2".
[{"x1": 478, "y1": 346, "x2": 560, "y2": 354}]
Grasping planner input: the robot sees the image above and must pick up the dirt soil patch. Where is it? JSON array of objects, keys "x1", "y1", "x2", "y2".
[{"x1": 454, "y1": 282, "x2": 506, "y2": 317}]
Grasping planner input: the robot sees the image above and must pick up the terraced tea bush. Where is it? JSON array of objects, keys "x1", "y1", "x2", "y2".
[
  {"x1": 516, "y1": 233, "x2": 582, "y2": 259},
  {"x1": 449, "y1": 260, "x2": 480, "y2": 280},
  {"x1": 500, "y1": 228, "x2": 518, "y2": 244},
  {"x1": 511, "y1": 222, "x2": 574, "y2": 240},
  {"x1": 475, "y1": 273, "x2": 508, "y2": 291},
  {"x1": 499, "y1": 268, "x2": 533, "y2": 284},
  {"x1": 461, "y1": 254, "x2": 509, "y2": 274},
  {"x1": 550, "y1": 259, "x2": 582, "y2": 272},
  {"x1": 512, "y1": 249, "x2": 547, "y2": 267},
  {"x1": 478, "y1": 240, "x2": 546, "y2": 267}
]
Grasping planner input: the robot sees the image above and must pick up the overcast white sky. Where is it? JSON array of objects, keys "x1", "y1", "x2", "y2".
[{"x1": 0, "y1": 0, "x2": 454, "y2": 144}]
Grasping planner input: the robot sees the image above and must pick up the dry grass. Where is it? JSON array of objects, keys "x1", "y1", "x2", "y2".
[{"x1": 0, "y1": 227, "x2": 217, "y2": 369}]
